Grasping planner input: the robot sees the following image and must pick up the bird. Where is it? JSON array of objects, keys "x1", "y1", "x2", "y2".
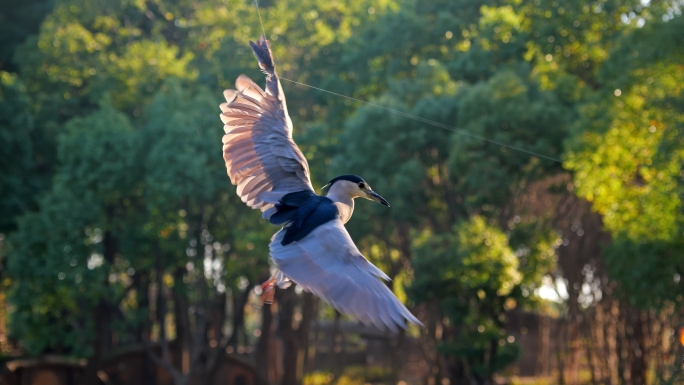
[{"x1": 219, "y1": 35, "x2": 421, "y2": 331}]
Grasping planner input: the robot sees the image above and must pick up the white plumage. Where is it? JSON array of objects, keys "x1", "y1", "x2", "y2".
[
  {"x1": 221, "y1": 74, "x2": 313, "y2": 215},
  {"x1": 270, "y1": 220, "x2": 419, "y2": 331}
]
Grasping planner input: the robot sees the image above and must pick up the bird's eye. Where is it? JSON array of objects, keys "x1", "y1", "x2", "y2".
[{"x1": 358, "y1": 182, "x2": 365, "y2": 189}]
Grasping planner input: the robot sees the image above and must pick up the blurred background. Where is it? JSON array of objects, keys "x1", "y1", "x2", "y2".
[{"x1": 0, "y1": 0, "x2": 683, "y2": 384}]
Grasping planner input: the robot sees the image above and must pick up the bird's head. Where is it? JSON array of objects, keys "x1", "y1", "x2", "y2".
[{"x1": 323, "y1": 175, "x2": 390, "y2": 207}]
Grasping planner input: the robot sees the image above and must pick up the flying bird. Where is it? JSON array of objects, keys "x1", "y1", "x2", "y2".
[{"x1": 219, "y1": 36, "x2": 421, "y2": 331}]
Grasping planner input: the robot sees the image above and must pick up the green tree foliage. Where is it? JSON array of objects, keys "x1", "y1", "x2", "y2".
[
  {"x1": 412, "y1": 217, "x2": 523, "y2": 381},
  {"x1": 1, "y1": 0, "x2": 682, "y2": 383},
  {"x1": 0, "y1": 0, "x2": 54, "y2": 72},
  {"x1": 564, "y1": 6, "x2": 684, "y2": 309},
  {"x1": 0, "y1": 73, "x2": 52, "y2": 233},
  {"x1": 8, "y1": 186, "x2": 101, "y2": 355},
  {"x1": 7, "y1": 104, "x2": 138, "y2": 355},
  {"x1": 325, "y1": 0, "x2": 681, "y2": 382}
]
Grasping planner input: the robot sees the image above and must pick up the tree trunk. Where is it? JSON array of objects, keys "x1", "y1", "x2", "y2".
[
  {"x1": 556, "y1": 320, "x2": 566, "y2": 385},
  {"x1": 331, "y1": 310, "x2": 345, "y2": 379},
  {"x1": 227, "y1": 286, "x2": 251, "y2": 348},
  {"x1": 279, "y1": 287, "x2": 299, "y2": 385},
  {"x1": 630, "y1": 309, "x2": 648, "y2": 385},
  {"x1": 304, "y1": 297, "x2": 319, "y2": 374},
  {"x1": 145, "y1": 251, "x2": 190, "y2": 385},
  {"x1": 206, "y1": 287, "x2": 249, "y2": 384},
  {"x1": 173, "y1": 268, "x2": 191, "y2": 375},
  {"x1": 256, "y1": 298, "x2": 275, "y2": 383},
  {"x1": 536, "y1": 315, "x2": 550, "y2": 376},
  {"x1": 297, "y1": 292, "x2": 316, "y2": 382},
  {"x1": 617, "y1": 305, "x2": 630, "y2": 383},
  {"x1": 82, "y1": 302, "x2": 107, "y2": 385},
  {"x1": 567, "y1": 310, "x2": 583, "y2": 384},
  {"x1": 82, "y1": 229, "x2": 117, "y2": 385},
  {"x1": 606, "y1": 299, "x2": 620, "y2": 385},
  {"x1": 419, "y1": 301, "x2": 444, "y2": 385}
]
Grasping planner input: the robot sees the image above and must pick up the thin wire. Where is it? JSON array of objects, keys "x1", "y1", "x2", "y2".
[
  {"x1": 280, "y1": 78, "x2": 684, "y2": 198},
  {"x1": 280, "y1": 77, "x2": 563, "y2": 163},
  {"x1": 254, "y1": 0, "x2": 267, "y2": 40},
  {"x1": 251, "y1": 1, "x2": 683, "y2": 199},
  {"x1": 252, "y1": 0, "x2": 559, "y2": 163}
]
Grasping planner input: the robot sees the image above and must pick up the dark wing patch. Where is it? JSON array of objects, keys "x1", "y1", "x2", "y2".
[
  {"x1": 269, "y1": 192, "x2": 340, "y2": 245},
  {"x1": 283, "y1": 200, "x2": 338, "y2": 245},
  {"x1": 269, "y1": 190, "x2": 317, "y2": 225}
]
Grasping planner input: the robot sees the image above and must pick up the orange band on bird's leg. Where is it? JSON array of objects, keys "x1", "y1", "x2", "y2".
[{"x1": 259, "y1": 271, "x2": 277, "y2": 305}]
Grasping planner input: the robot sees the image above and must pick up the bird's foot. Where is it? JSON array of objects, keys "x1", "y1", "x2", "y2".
[{"x1": 258, "y1": 273, "x2": 277, "y2": 305}]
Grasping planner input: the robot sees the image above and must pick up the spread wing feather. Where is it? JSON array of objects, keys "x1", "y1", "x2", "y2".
[
  {"x1": 221, "y1": 36, "x2": 313, "y2": 217},
  {"x1": 270, "y1": 220, "x2": 422, "y2": 331}
]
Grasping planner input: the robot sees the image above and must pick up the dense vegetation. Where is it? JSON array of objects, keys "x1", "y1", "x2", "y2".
[{"x1": 0, "y1": 0, "x2": 682, "y2": 384}]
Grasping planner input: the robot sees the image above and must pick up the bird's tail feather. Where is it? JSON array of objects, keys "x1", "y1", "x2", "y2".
[{"x1": 249, "y1": 35, "x2": 276, "y2": 75}]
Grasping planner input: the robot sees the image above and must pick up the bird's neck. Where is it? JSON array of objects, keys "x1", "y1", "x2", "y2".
[{"x1": 326, "y1": 191, "x2": 354, "y2": 224}]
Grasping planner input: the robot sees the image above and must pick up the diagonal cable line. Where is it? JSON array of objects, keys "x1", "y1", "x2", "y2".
[
  {"x1": 254, "y1": 0, "x2": 267, "y2": 40},
  {"x1": 250, "y1": 0, "x2": 683, "y2": 200},
  {"x1": 280, "y1": 77, "x2": 563, "y2": 163},
  {"x1": 251, "y1": 0, "x2": 560, "y2": 163},
  {"x1": 279, "y1": 78, "x2": 684, "y2": 198}
]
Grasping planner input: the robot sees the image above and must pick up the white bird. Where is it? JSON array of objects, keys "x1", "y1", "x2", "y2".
[{"x1": 220, "y1": 36, "x2": 421, "y2": 331}]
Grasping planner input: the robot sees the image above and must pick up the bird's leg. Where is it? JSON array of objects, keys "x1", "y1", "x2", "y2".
[{"x1": 258, "y1": 271, "x2": 277, "y2": 305}]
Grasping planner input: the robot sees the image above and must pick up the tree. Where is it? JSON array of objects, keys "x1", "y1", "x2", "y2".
[
  {"x1": 0, "y1": 72, "x2": 53, "y2": 234},
  {"x1": 2, "y1": 0, "x2": 683, "y2": 384},
  {"x1": 411, "y1": 216, "x2": 525, "y2": 384}
]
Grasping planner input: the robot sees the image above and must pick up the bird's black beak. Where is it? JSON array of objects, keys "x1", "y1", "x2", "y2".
[{"x1": 365, "y1": 190, "x2": 390, "y2": 207}]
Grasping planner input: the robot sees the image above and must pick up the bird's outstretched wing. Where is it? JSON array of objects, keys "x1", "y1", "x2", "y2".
[
  {"x1": 221, "y1": 36, "x2": 313, "y2": 217},
  {"x1": 270, "y1": 219, "x2": 422, "y2": 331}
]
